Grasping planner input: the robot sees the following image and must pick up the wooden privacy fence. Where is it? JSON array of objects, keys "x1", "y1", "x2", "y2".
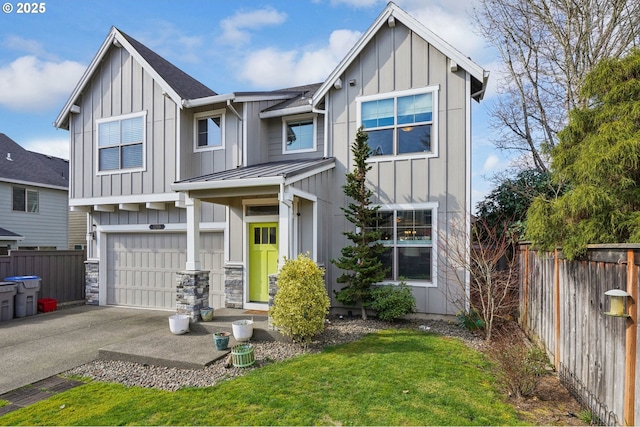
[
  {"x1": 0, "y1": 250, "x2": 85, "y2": 304},
  {"x1": 519, "y1": 244, "x2": 639, "y2": 426}
]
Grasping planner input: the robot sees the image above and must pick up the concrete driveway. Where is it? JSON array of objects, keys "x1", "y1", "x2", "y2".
[{"x1": 0, "y1": 305, "x2": 170, "y2": 395}]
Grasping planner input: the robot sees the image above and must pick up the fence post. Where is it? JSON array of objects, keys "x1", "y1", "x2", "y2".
[
  {"x1": 624, "y1": 249, "x2": 637, "y2": 426},
  {"x1": 523, "y1": 245, "x2": 529, "y2": 330},
  {"x1": 554, "y1": 249, "x2": 561, "y2": 371}
]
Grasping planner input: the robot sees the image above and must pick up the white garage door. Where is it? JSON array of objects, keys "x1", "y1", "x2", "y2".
[{"x1": 106, "y1": 232, "x2": 224, "y2": 309}]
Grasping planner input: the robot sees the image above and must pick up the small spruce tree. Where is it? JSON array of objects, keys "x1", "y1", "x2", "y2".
[{"x1": 332, "y1": 127, "x2": 388, "y2": 319}]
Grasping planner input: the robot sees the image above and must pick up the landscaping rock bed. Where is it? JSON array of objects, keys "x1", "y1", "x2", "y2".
[{"x1": 65, "y1": 318, "x2": 480, "y2": 391}]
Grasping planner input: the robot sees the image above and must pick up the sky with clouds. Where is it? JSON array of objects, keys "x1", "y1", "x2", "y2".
[{"x1": 0, "y1": 0, "x2": 510, "y2": 210}]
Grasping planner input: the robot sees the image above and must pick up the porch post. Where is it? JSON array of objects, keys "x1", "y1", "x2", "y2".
[
  {"x1": 185, "y1": 195, "x2": 201, "y2": 271},
  {"x1": 278, "y1": 186, "x2": 292, "y2": 268}
]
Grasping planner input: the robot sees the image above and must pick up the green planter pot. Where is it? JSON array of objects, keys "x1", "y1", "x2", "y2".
[{"x1": 213, "y1": 332, "x2": 230, "y2": 350}]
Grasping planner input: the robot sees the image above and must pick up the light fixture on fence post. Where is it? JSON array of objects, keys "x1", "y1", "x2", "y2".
[{"x1": 604, "y1": 289, "x2": 632, "y2": 317}]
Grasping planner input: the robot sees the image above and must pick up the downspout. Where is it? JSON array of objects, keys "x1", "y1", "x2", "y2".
[
  {"x1": 312, "y1": 92, "x2": 329, "y2": 158},
  {"x1": 226, "y1": 100, "x2": 243, "y2": 168}
]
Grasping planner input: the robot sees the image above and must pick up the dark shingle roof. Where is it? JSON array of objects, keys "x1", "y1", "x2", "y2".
[
  {"x1": 176, "y1": 157, "x2": 334, "y2": 184},
  {"x1": 261, "y1": 83, "x2": 322, "y2": 113},
  {"x1": 118, "y1": 30, "x2": 217, "y2": 100},
  {"x1": 0, "y1": 134, "x2": 68, "y2": 188},
  {"x1": 0, "y1": 228, "x2": 23, "y2": 239}
]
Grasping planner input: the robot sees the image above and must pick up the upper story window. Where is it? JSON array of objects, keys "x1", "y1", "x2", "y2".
[
  {"x1": 12, "y1": 187, "x2": 39, "y2": 213},
  {"x1": 194, "y1": 109, "x2": 225, "y2": 151},
  {"x1": 282, "y1": 114, "x2": 316, "y2": 153},
  {"x1": 357, "y1": 86, "x2": 438, "y2": 159},
  {"x1": 96, "y1": 111, "x2": 146, "y2": 174}
]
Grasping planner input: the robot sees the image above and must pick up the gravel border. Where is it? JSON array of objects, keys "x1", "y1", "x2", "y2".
[{"x1": 64, "y1": 318, "x2": 483, "y2": 391}]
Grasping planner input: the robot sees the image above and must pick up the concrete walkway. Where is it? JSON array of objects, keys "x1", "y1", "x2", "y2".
[{"x1": 0, "y1": 305, "x2": 274, "y2": 396}]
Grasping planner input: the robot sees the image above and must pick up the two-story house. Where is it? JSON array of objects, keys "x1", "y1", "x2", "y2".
[
  {"x1": 0, "y1": 133, "x2": 70, "y2": 253},
  {"x1": 55, "y1": 2, "x2": 488, "y2": 316}
]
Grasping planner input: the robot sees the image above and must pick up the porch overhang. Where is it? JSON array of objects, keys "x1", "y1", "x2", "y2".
[{"x1": 171, "y1": 157, "x2": 335, "y2": 203}]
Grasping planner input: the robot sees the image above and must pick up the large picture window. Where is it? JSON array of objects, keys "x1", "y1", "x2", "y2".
[
  {"x1": 12, "y1": 187, "x2": 38, "y2": 213},
  {"x1": 358, "y1": 87, "x2": 438, "y2": 158},
  {"x1": 194, "y1": 109, "x2": 225, "y2": 151},
  {"x1": 282, "y1": 114, "x2": 316, "y2": 153},
  {"x1": 370, "y1": 205, "x2": 437, "y2": 285},
  {"x1": 97, "y1": 112, "x2": 146, "y2": 173}
]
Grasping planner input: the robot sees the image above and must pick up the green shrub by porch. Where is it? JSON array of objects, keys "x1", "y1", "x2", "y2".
[{"x1": 269, "y1": 254, "x2": 330, "y2": 344}]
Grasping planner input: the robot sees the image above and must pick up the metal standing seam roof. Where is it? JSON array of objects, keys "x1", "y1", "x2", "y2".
[{"x1": 175, "y1": 157, "x2": 335, "y2": 185}]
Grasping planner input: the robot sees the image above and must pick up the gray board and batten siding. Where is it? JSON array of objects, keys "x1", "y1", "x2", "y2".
[
  {"x1": 325, "y1": 21, "x2": 470, "y2": 315},
  {"x1": 68, "y1": 45, "x2": 179, "y2": 200}
]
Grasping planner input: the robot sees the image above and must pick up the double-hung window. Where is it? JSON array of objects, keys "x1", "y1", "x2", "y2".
[
  {"x1": 97, "y1": 111, "x2": 146, "y2": 173},
  {"x1": 12, "y1": 187, "x2": 39, "y2": 213},
  {"x1": 371, "y1": 204, "x2": 437, "y2": 286},
  {"x1": 194, "y1": 109, "x2": 225, "y2": 151},
  {"x1": 358, "y1": 86, "x2": 438, "y2": 158},
  {"x1": 282, "y1": 114, "x2": 316, "y2": 153}
]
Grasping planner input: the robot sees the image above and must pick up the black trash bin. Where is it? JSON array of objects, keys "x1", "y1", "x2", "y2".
[
  {"x1": 0, "y1": 282, "x2": 17, "y2": 321},
  {"x1": 4, "y1": 276, "x2": 41, "y2": 318}
]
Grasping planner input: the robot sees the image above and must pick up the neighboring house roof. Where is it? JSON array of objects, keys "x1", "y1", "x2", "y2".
[
  {"x1": 30, "y1": 151, "x2": 69, "y2": 180},
  {"x1": 313, "y1": 1, "x2": 489, "y2": 106},
  {"x1": 172, "y1": 157, "x2": 336, "y2": 191},
  {"x1": 0, "y1": 134, "x2": 68, "y2": 190},
  {"x1": 0, "y1": 227, "x2": 24, "y2": 241},
  {"x1": 55, "y1": 27, "x2": 216, "y2": 130},
  {"x1": 260, "y1": 83, "x2": 323, "y2": 118}
]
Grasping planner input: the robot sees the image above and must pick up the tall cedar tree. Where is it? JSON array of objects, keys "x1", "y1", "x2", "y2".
[
  {"x1": 332, "y1": 127, "x2": 388, "y2": 319},
  {"x1": 526, "y1": 49, "x2": 640, "y2": 259}
]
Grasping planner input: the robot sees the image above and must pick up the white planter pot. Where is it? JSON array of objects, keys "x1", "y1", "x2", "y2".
[
  {"x1": 168, "y1": 314, "x2": 190, "y2": 335},
  {"x1": 232, "y1": 319, "x2": 254, "y2": 341}
]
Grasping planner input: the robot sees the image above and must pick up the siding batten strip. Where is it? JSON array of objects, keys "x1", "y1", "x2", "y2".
[
  {"x1": 554, "y1": 248, "x2": 560, "y2": 371},
  {"x1": 624, "y1": 249, "x2": 637, "y2": 426}
]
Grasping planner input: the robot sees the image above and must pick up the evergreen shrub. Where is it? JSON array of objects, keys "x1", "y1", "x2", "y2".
[
  {"x1": 269, "y1": 253, "x2": 330, "y2": 345},
  {"x1": 370, "y1": 281, "x2": 416, "y2": 321}
]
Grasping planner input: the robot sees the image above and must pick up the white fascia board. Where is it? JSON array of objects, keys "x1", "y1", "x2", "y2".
[
  {"x1": 69, "y1": 192, "x2": 183, "y2": 207},
  {"x1": 181, "y1": 93, "x2": 236, "y2": 108},
  {"x1": 259, "y1": 104, "x2": 313, "y2": 119},
  {"x1": 0, "y1": 177, "x2": 67, "y2": 191},
  {"x1": 171, "y1": 176, "x2": 284, "y2": 192}
]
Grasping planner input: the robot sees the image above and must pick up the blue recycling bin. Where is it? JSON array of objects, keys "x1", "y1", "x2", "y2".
[
  {"x1": 0, "y1": 282, "x2": 17, "y2": 321},
  {"x1": 4, "y1": 276, "x2": 41, "y2": 318}
]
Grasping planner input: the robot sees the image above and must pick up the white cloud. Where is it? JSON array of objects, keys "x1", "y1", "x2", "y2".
[
  {"x1": 329, "y1": 0, "x2": 382, "y2": 7},
  {"x1": 218, "y1": 7, "x2": 288, "y2": 46},
  {"x1": 23, "y1": 137, "x2": 69, "y2": 160},
  {"x1": 0, "y1": 56, "x2": 85, "y2": 112},
  {"x1": 2, "y1": 35, "x2": 47, "y2": 57},
  {"x1": 137, "y1": 22, "x2": 205, "y2": 65},
  {"x1": 239, "y1": 29, "x2": 362, "y2": 88},
  {"x1": 482, "y1": 154, "x2": 500, "y2": 173}
]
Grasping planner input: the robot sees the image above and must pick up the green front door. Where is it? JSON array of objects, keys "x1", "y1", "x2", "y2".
[{"x1": 249, "y1": 223, "x2": 278, "y2": 302}]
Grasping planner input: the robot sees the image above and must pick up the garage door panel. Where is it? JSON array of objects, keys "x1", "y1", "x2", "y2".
[{"x1": 107, "y1": 232, "x2": 224, "y2": 309}]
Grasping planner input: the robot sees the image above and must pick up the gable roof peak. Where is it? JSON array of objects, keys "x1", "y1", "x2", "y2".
[
  {"x1": 313, "y1": 1, "x2": 489, "y2": 106},
  {"x1": 55, "y1": 26, "x2": 216, "y2": 130}
]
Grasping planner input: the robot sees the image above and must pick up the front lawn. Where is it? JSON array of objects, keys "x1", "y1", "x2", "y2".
[{"x1": 0, "y1": 329, "x2": 523, "y2": 426}]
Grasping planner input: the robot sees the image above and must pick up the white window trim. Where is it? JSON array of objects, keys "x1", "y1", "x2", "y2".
[
  {"x1": 377, "y1": 202, "x2": 438, "y2": 288},
  {"x1": 96, "y1": 111, "x2": 147, "y2": 176},
  {"x1": 194, "y1": 109, "x2": 226, "y2": 152},
  {"x1": 356, "y1": 85, "x2": 439, "y2": 162},
  {"x1": 282, "y1": 113, "x2": 317, "y2": 154},
  {"x1": 12, "y1": 186, "x2": 39, "y2": 213}
]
